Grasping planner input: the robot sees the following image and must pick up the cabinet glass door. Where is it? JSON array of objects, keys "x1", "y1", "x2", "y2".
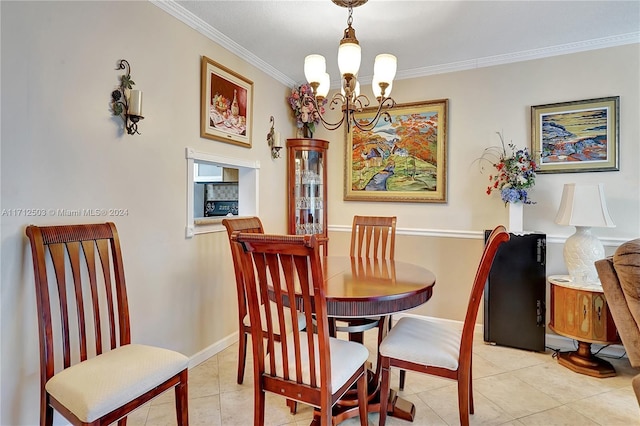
[{"x1": 293, "y1": 150, "x2": 324, "y2": 235}]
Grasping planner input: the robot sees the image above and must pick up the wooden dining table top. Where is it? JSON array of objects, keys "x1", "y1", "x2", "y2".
[{"x1": 319, "y1": 256, "x2": 436, "y2": 318}]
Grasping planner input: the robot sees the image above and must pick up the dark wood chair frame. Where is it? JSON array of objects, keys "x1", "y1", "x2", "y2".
[
  {"x1": 337, "y1": 216, "x2": 399, "y2": 377},
  {"x1": 350, "y1": 215, "x2": 397, "y2": 260},
  {"x1": 26, "y1": 223, "x2": 188, "y2": 426},
  {"x1": 221, "y1": 216, "x2": 265, "y2": 385},
  {"x1": 378, "y1": 225, "x2": 509, "y2": 426},
  {"x1": 231, "y1": 232, "x2": 369, "y2": 426}
]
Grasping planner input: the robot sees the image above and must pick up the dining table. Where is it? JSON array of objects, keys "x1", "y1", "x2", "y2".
[{"x1": 307, "y1": 256, "x2": 437, "y2": 425}]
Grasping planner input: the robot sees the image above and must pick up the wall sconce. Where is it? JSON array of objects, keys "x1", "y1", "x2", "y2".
[
  {"x1": 267, "y1": 116, "x2": 282, "y2": 159},
  {"x1": 111, "y1": 59, "x2": 144, "y2": 135}
]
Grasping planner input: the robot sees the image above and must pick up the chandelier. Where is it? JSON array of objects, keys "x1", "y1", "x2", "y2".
[{"x1": 302, "y1": 0, "x2": 397, "y2": 133}]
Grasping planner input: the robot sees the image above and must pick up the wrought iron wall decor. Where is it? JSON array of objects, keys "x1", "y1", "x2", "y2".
[
  {"x1": 267, "y1": 116, "x2": 282, "y2": 159},
  {"x1": 111, "y1": 59, "x2": 144, "y2": 135}
]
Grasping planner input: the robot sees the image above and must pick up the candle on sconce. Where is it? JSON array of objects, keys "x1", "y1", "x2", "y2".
[
  {"x1": 274, "y1": 131, "x2": 282, "y2": 148},
  {"x1": 128, "y1": 90, "x2": 143, "y2": 116}
]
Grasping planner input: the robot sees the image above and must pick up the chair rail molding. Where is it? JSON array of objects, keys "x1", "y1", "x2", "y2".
[{"x1": 328, "y1": 225, "x2": 628, "y2": 246}]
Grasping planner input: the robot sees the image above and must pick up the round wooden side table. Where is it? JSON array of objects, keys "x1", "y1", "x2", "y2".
[{"x1": 548, "y1": 275, "x2": 620, "y2": 378}]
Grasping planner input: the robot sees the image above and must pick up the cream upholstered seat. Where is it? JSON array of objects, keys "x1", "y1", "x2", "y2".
[
  {"x1": 381, "y1": 318, "x2": 462, "y2": 370},
  {"x1": 378, "y1": 225, "x2": 509, "y2": 426},
  {"x1": 45, "y1": 344, "x2": 188, "y2": 423},
  {"x1": 231, "y1": 232, "x2": 369, "y2": 426},
  {"x1": 265, "y1": 332, "x2": 369, "y2": 393},
  {"x1": 242, "y1": 303, "x2": 306, "y2": 332},
  {"x1": 25, "y1": 223, "x2": 189, "y2": 426}
]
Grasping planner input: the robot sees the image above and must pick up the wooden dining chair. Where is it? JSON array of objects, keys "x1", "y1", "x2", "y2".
[
  {"x1": 378, "y1": 225, "x2": 510, "y2": 426},
  {"x1": 221, "y1": 216, "x2": 265, "y2": 385},
  {"x1": 222, "y1": 217, "x2": 306, "y2": 386},
  {"x1": 335, "y1": 215, "x2": 397, "y2": 345},
  {"x1": 231, "y1": 232, "x2": 370, "y2": 426},
  {"x1": 25, "y1": 222, "x2": 189, "y2": 426},
  {"x1": 350, "y1": 215, "x2": 397, "y2": 260}
]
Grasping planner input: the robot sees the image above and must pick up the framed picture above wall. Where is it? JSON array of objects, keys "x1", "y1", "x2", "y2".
[
  {"x1": 344, "y1": 99, "x2": 448, "y2": 203},
  {"x1": 200, "y1": 56, "x2": 253, "y2": 147},
  {"x1": 531, "y1": 96, "x2": 619, "y2": 174}
]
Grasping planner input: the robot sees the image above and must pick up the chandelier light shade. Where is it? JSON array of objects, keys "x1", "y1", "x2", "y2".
[
  {"x1": 373, "y1": 54, "x2": 397, "y2": 87},
  {"x1": 302, "y1": 0, "x2": 397, "y2": 132},
  {"x1": 317, "y1": 72, "x2": 331, "y2": 98},
  {"x1": 304, "y1": 54, "x2": 326, "y2": 85},
  {"x1": 337, "y1": 29, "x2": 361, "y2": 76},
  {"x1": 555, "y1": 183, "x2": 616, "y2": 284}
]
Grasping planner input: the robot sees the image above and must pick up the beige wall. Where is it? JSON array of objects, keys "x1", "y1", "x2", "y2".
[
  {"x1": 320, "y1": 43, "x2": 640, "y2": 321},
  {"x1": 1, "y1": 1, "x2": 638, "y2": 424},
  {"x1": 0, "y1": 1, "x2": 293, "y2": 424},
  {"x1": 319, "y1": 45, "x2": 639, "y2": 238}
]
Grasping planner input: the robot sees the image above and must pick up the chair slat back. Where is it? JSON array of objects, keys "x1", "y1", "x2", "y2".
[
  {"x1": 232, "y1": 232, "x2": 329, "y2": 389},
  {"x1": 460, "y1": 225, "x2": 509, "y2": 360},
  {"x1": 350, "y1": 215, "x2": 397, "y2": 259},
  {"x1": 25, "y1": 223, "x2": 130, "y2": 386},
  {"x1": 222, "y1": 217, "x2": 265, "y2": 321}
]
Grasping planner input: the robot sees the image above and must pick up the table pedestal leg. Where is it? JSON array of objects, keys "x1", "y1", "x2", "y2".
[
  {"x1": 310, "y1": 373, "x2": 416, "y2": 424},
  {"x1": 557, "y1": 340, "x2": 616, "y2": 378}
]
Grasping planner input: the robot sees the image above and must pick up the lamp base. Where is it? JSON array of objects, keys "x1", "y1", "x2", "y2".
[
  {"x1": 557, "y1": 341, "x2": 616, "y2": 378},
  {"x1": 563, "y1": 226, "x2": 604, "y2": 284}
]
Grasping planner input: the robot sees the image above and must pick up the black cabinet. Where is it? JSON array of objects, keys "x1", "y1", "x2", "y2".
[{"x1": 484, "y1": 231, "x2": 546, "y2": 352}]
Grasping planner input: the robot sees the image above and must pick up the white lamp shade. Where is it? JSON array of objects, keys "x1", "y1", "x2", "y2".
[
  {"x1": 304, "y1": 54, "x2": 326, "y2": 84},
  {"x1": 316, "y1": 72, "x2": 330, "y2": 98},
  {"x1": 556, "y1": 183, "x2": 615, "y2": 284},
  {"x1": 373, "y1": 54, "x2": 397, "y2": 84},
  {"x1": 555, "y1": 183, "x2": 615, "y2": 228},
  {"x1": 338, "y1": 42, "x2": 361, "y2": 76},
  {"x1": 372, "y1": 78, "x2": 392, "y2": 98}
]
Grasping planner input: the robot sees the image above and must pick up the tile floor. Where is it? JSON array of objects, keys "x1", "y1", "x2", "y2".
[{"x1": 127, "y1": 328, "x2": 639, "y2": 425}]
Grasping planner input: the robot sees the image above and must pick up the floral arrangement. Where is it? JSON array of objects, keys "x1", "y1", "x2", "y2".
[
  {"x1": 480, "y1": 132, "x2": 537, "y2": 204},
  {"x1": 287, "y1": 83, "x2": 326, "y2": 135}
]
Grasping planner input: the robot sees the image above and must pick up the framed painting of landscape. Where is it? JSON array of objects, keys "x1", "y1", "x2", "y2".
[
  {"x1": 344, "y1": 99, "x2": 448, "y2": 202},
  {"x1": 531, "y1": 96, "x2": 619, "y2": 174}
]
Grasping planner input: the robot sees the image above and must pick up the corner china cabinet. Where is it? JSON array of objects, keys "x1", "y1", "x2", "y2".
[{"x1": 286, "y1": 138, "x2": 329, "y2": 253}]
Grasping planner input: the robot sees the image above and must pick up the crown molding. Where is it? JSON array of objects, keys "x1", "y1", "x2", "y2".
[
  {"x1": 150, "y1": 0, "x2": 296, "y2": 87},
  {"x1": 152, "y1": 1, "x2": 638, "y2": 86},
  {"x1": 397, "y1": 32, "x2": 640, "y2": 80}
]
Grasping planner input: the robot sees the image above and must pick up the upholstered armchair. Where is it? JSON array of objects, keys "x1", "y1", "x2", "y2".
[{"x1": 595, "y1": 238, "x2": 640, "y2": 405}]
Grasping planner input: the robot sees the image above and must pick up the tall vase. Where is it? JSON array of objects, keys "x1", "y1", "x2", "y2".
[
  {"x1": 302, "y1": 123, "x2": 313, "y2": 138},
  {"x1": 507, "y1": 202, "x2": 524, "y2": 233}
]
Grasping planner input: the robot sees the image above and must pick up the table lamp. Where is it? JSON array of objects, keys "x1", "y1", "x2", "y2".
[{"x1": 555, "y1": 183, "x2": 615, "y2": 284}]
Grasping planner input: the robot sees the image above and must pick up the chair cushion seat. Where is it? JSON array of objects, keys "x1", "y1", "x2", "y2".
[
  {"x1": 243, "y1": 301, "x2": 307, "y2": 332},
  {"x1": 265, "y1": 332, "x2": 369, "y2": 392},
  {"x1": 379, "y1": 316, "x2": 461, "y2": 370},
  {"x1": 45, "y1": 343, "x2": 189, "y2": 423}
]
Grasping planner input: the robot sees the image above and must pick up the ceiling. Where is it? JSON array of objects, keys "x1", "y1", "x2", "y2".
[{"x1": 158, "y1": 0, "x2": 640, "y2": 87}]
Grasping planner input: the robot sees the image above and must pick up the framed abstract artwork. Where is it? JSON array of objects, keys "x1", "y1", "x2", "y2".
[
  {"x1": 200, "y1": 56, "x2": 253, "y2": 147},
  {"x1": 531, "y1": 96, "x2": 619, "y2": 173},
  {"x1": 344, "y1": 99, "x2": 448, "y2": 202}
]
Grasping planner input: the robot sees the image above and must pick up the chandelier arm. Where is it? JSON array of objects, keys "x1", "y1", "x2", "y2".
[
  {"x1": 378, "y1": 96, "x2": 397, "y2": 109},
  {"x1": 302, "y1": 94, "x2": 346, "y2": 131},
  {"x1": 354, "y1": 94, "x2": 371, "y2": 110},
  {"x1": 350, "y1": 101, "x2": 394, "y2": 132}
]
